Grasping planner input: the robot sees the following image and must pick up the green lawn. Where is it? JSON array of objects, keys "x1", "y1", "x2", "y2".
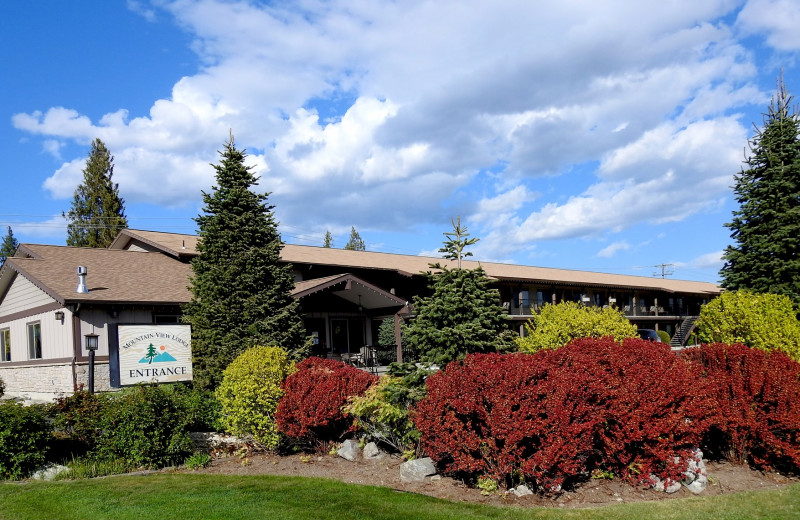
[{"x1": 0, "y1": 474, "x2": 797, "y2": 520}]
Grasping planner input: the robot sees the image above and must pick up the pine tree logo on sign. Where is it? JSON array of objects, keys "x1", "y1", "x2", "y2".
[{"x1": 140, "y1": 343, "x2": 177, "y2": 364}]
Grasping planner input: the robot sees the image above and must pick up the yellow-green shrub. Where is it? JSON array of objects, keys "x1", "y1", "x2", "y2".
[
  {"x1": 215, "y1": 346, "x2": 296, "y2": 449},
  {"x1": 696, "y1": 290, "x2": 800, "y2": 360},
  {"x1": 517, "y1": 301, "x2": 638, "y2": 353}
]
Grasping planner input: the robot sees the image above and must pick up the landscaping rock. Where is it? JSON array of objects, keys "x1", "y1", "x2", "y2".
[
  {"x1": 400, "y1": 457, "x2": 436, "y2": 482},
  {"x1": 337, "y1": 439, "x2": 361, "y2": 462},
  {"x1": 512, "y1": 484, "x2": 533, "y2": 497},
  {"x1": 686, "y1": 472, "x2": 708, "y2": 494},
  {"x1": 363, "y1": 442, "x2": 384, "y2": 460},
  {"x1": 31, "y1": 464, "x2": 68, "y2": 481}
]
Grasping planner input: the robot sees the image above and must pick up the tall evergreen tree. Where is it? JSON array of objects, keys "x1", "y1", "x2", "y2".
[
  {"x1": 323, "y1": 230, "x2": 334, "y2": 248},
  {"x1": 344, "y1": 226, "x2": 366, "y2": 251},
  {"x1": 405, "y1": 219, "x2": 516, "y2": 365},
  {"x1": 183, "y1": 135, "x2": 307, "y2": 389},
  {"x1": 0, "y1": 227, "x2": 18, "y2": 266},
  {"x1": 65, "y1": 138, "x2": 128, "y2": 248},
  {"x1": 720, "y1": 78, "x2": 800, "y2": 303}
]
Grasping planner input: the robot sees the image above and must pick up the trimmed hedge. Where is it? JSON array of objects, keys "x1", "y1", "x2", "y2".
[
  {"x1": 683, "y1": 343, "x2": 800, "y2": 472},
  {"x1": 277, "y1": 357, "x2": 377, "y2": 446},
  {"x1": 414, "y1": 338, "x2": 717, "y2": 490}
]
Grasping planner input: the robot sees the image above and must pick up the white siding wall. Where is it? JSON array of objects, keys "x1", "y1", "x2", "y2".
[
  {"x1": 0, "y1": 275, "x2": 55, "y2": 317},
  {"x1": 0, "y1": 308, "x2": 74, "y2": 362}
]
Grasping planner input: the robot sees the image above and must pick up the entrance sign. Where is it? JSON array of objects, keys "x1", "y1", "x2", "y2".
[{"x1": 117, "y1": 324, "x2": 192, "y2": 385}]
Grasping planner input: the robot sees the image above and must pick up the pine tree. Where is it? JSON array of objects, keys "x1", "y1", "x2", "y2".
[
  {"x1": 183, "y1": 135, "x2": 307, "y2": 389},
  {"x1": 720, "y1": 78, "x2": 800, "y2": 303},
  {"x1": 65, "y1": 138, "x2": 128, "y2": 248},
  {"x1": 438, "y1": 216, "x2": 478, "y2": 269},
  {"x1": 404, "y1": 219, "x2": 516, "y2": 365},
  {"x1": 323, "y1": 230, "x2": 334, "y2": 248},
  {"x1": 344, "y1": 226, "x2": 365, "y2": 251},
  {"x1": 0, "y1": 227, "x2": 18, "y2": 266}
]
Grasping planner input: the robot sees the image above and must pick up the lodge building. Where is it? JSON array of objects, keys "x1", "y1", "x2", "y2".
[{"x1": 0, "y1": 229, "x2": 721, "y2": 401}]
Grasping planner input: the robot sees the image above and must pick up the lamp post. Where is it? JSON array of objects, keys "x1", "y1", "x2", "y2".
[{"x1": 85, "y1": 333, "x2": 99, "y2": 393}]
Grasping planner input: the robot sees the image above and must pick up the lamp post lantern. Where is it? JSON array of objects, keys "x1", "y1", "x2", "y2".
[{"x1": 85, "y1": 333, "x2": 99, "y2": 393}]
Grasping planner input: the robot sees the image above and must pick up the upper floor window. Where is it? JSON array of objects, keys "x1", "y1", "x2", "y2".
[
  {"x1": 0, "y1": 329, "x2": 9, "y2": 362},
  {"x1": 27, "y1": 322, "x2": 41, "y2": 360}
]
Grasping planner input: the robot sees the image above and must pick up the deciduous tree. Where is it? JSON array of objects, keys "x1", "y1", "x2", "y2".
[
  {"x1": 183, "y1": 135, "x2": 307, "y2": 389},
  {"x1": 65, "y1": 138, "x2": 128, "y2": 248}
]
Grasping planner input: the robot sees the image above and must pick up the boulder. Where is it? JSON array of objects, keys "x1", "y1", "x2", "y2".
[
  {"x1": 400, "y1": 457, "x2": 436, "y2": 482},
  {"x1": 363, "y1": 442, "x2": 384, "y2": 460},
  {"x1": 512, "y1": 485, "x2": 533, "y2": 497},
  {"x1": 337, "y1": 439, "x2": 361, "y2": 462},
  {"x1": 31, "y1": 464, "x2": 69, "y2": 481}
]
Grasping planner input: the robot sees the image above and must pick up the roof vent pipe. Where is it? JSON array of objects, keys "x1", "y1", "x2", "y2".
[{"x1": 76, "y1": 266, "x2": 89, "y2": 294}]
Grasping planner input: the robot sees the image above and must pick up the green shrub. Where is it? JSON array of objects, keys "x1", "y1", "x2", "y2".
[
  {"x1": 49, "y1": 391, "x2": 108, "y2": 452},
  {"x1": 216, "y1": 346, "x2": 295, "y2": 449},
  {"x1": 344, "y1": 376, "x2": 421, "y2": 456},
  {"x1": 161, "y1": 384, "x2": 222, "y2": 432},
  {"x1": 0, "y1": 402, "x2": 51, "y2": 480},
  {"x1": 96, "y1": 385, "x2": 194, "y2": 469},
  {"x1": 517, "y1": 301, "x2": 638, "y2": 353},
  {"x1": 696, "y1": 290, "x2": 800, "y2": 360},
  {"x1": 656, "y1": 330, "x2": 671, "y2": 344}
]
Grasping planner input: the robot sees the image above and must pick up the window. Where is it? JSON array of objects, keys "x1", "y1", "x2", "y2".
[
  {"x1": 0, "y1": 329, "x2": 9, "y2": 362},
  {"x1": 27, "y1": 322, "x2": 41, "y2": 360},
  {"x1": 154, "y1": 315, "x2": 180, "y2": 324}
]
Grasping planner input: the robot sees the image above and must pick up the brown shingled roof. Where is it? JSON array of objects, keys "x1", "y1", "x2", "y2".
[
  {"x1": 112, "y1": 229, "x2": 721, "y2": 296},
  {"x1": 108, "y1": 229, "x2": 199, "y2": 259},
  {"x1": 4, "y1": 244, "x2": 192, "y2": 305}
]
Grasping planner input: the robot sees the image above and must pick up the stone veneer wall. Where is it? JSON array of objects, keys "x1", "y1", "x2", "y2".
[{"x1": 0, "y1": 361, "x2": 111, "y2": 402}]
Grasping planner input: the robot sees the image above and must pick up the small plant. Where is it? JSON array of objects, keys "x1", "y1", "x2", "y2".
[
  {"x1": 591, "y1": 469, "x2": 615, "y2": 480},
  {"x1": 55, "y1": 457, "x2": 135, "y2": 480},
  {"x1": 185, "y1": 452, "x2": 212, "y2": 470},
  {"x1": 477, "y1": 475, "x2": 498, "y2": 496}
]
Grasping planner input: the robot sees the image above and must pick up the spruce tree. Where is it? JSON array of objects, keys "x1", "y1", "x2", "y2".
[
  {"x1": 720, "y1": 78, "x2": 800, "y2": 303},
  {"x1": 404, "y1": 219, "x2": 516, "y2": 365},
  {"x1": 344, "y1": 226, "x2": 365, "y2": 251},
  {"x1": 0, "y1": 227, "x2": 18, "y2": 265},
  {"x1": 323, "y1": 230, "x2": 333, "y2": 248},
  {"x1": 65, "y1": 138, "x2": 128, "y2": 248},
  {"x1": 183, "y1": 135, "x2": 307, "y2": 389}
]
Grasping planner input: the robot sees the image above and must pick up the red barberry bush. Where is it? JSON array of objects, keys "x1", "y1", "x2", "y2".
[
  {"x1": 414, "y1": 338, "x2": 717, "y2": 491},
  {"x1": 683, "y1": 342, "x2": 800, "y2": 472},
  {"x1": 276, "y1": 357, "x2": 378, "y2": 446}
]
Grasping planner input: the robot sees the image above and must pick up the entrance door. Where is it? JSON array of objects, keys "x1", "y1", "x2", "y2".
[{"x1": 330, "y1": 318, "x2": 365, "y2": 354}]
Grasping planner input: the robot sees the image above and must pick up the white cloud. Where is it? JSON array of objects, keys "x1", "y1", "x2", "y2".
[
  {"x1": 737, "y1": 0, "x2": 800, "y2": 50},
  {"x1": 12, "y1": 0, "x2": 770, "y2": 253},
  {"x1": 597, "y1": 241, "x2": 631, "y2": 258}
]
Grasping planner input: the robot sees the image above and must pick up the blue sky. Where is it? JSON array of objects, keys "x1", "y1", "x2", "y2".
[{"x1": 2, "y1": 0, "x2": 800, "y2": 284}]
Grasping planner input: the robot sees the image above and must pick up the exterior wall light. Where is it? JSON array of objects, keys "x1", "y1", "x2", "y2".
[{"x1": 54, "y1": 311, "x2": 64, "y2": 321}]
